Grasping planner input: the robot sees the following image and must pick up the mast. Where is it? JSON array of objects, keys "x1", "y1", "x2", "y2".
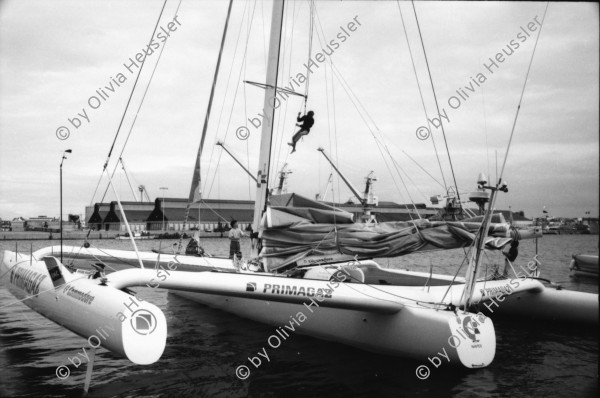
[
  {"x1": 460, "y1": 174, "x2": 507, "y2": 310},
  {"x1": 251, "y1": 0, "x2": 285, "y2": 256},
  {"x1": 177, "y1": 0, "x2": 234, "y2": 251}
]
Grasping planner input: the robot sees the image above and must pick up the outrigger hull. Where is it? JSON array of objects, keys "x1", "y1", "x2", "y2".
[
  {"x1": 0, "y1": 250, "x2": 167, "y2": 365},
  {"x1": 569, "y1": 254, "x2": 599, "y2": 276}
]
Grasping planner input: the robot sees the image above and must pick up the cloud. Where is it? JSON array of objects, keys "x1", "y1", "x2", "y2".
[{"x1": 0, "y1": 1, "x2": 597, "y2": 221}]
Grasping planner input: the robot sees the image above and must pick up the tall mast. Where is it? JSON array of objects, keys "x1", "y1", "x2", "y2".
[
  {"x1": 178, "y1": 0, "x2": 234, "y2": 252},
  {"x1": 187, "y1": 0, "x2": 233, "y2": 203},
  {"x1": 251, "y1": 0, "x2": 285, "y2": 256}
]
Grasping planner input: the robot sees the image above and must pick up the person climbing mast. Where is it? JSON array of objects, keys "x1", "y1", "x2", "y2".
[{"x1": 288, "y1": 110, "x2": 315, "y2": 153}]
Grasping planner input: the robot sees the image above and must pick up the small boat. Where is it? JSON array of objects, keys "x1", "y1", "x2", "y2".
[
  {"x1": 569, "y1": 254, "x2": 599, "y2": 276},
  {"x1": 115, "y1": 232, "x2": 154, "y2": 240}
]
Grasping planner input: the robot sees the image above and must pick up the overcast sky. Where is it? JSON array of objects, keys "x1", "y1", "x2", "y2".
[{"x1": 0, "y1": 0, "x2": 598, "y2": 221}]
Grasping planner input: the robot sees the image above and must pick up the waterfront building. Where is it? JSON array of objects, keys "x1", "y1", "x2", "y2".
[{"x1": 85, "y1": 194, "x2": 439, "y2": 233}]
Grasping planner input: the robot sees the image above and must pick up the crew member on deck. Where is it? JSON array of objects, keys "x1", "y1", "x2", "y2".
[
  {"x1": 186, "y1": 231, "x2": 206, "y2": 256},
  {"x1": 228, "y1": 220, "x2": 246, "y2": 260},
  {"x1": 288, "y1": 111, "x2": 315, "y2": 153},
  {"x1": 501, "y1": 239, "x2": 519, "y2": 277}
]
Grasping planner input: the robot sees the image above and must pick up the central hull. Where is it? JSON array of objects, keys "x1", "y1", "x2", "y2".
[
  {"x1": 174, "y1": 290, "x2": 488, "y2": 362},
  {"x1": 105, "y1": 267, "x2": 497, "y2": 367}
]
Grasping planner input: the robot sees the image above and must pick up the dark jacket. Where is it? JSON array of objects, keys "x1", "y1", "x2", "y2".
[{"x1": 297, "y1": 114, "x2": 315, "y2": 130}]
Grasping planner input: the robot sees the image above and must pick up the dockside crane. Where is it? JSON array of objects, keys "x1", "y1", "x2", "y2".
[{"x1": 317, "y1": 147, "x2": 377, "y2": 223}]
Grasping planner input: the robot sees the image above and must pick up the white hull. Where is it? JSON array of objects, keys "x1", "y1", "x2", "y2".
[
  {"x1": 38, "y1": 245, "x2": 236, "y2": 272},
  {"x1": 175, "y1": 290, "x2": 490, "y2": 361},
  {"x1": 39, "y1": 246, "x2": 600, "y2": 325},
  {"x1": 3, "y1": 248, "x2": 498, "y2": 367},
  {"x1": 0, "y1": 250, "x2": 167, "y2": 364},
  {"x1": 6, "y1": 245, "x2": 596, "y2": 369},
  {"x1": 115, "y1": 236, "x2": 154, "y2": 240},
  {"x1": 105, "y1": 266, "x2": 496, "y2": 367},
  {"x1": 569, "y1": 254, "x2": 599, "y2": 276}
]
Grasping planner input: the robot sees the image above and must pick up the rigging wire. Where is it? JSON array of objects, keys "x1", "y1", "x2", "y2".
[
  {"x1": 90, "y1": 0, "x2": 170, "y2": 205},
  {"x1": 202, "y1": 0, "x2": 250, "y2": 197},
  {"x1": 330, "y1": 49, "x2": 341, "y2": 204},
  {"x1": 205, "y1": 1, "x2": 258, "y2": 200},
  {"x1": 401, "y1": 150, "x2": 445, "y2": 190},
  {"x1": 411, "y1": 1, "x2": 462, "y2": 206},
  {"x1": 392, "y1": 161, "x2": 431, "y2": 205},
  {"x1": 270, "y1": 0, "x2": 288, "y2": 182},
  {"x1": 242, "y1": 2, "x2": 255, "y2": 201},
  {"x1": 324, "y1": 59, "x2": 419, "y2": 214},
  {"x1": 177, "y1": 0, "x2": 236, "y2": 251},
  {"x1": 303, "y1": 0, "x2": 315, "y2": 113},
  {"x1": 199, "y1": 199, "x2": 233, "y2": 223},
  {"x1": 481, "y1": 82, "x2": 491, "y2": 180},
  {"x1": 119, "y1": 158, "x2": 139, "y2": 200},
  {"x1": 309, "y1": 7, "x2": 344, "y2": 206},
  {"x1": 373, "y1": 128, "x2": 423, "y2": 218},
  {"x1": 462, "y1": 2, "x2": 550, "y2": 308},
  {"x1": 312, "y1": 7, "x2": 419, "y2": 211},
  {"x1": 396, "y1": 1, "x2": 448, "y2": 191},
  {"x1": 385, "y1": 150, "x2": 422, "y2": 219},
  {"x1": 260, "y1": 0, "x2": 268, "y2": 72},
  {"x1": 371, "y1": 134, "x2": 414, "y2": 218},
  {"x1": 100, "y1": 0, "x2": 183, "y2": 203},
  {"x1": 270, "y1": 1, "x2": 291, "y2": 188},
  {"x1": 271, "y1": 1, "x2": 306, "y2": 188},
  {"x1": 498, "y1": 3, "x2": 550, "y2": 182}
]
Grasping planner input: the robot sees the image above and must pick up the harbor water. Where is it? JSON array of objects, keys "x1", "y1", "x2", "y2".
[{"x1": 0, "y1": 235, "x2": 597, "y2": 397}]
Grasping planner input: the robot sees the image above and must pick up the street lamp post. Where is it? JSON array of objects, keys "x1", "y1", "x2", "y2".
[
  {"x1": 60, "y1": 149, "x2": 72, "y2": 263},
  {"x1": 159, "y1": 187, "x2": 168, "y2": 231}
]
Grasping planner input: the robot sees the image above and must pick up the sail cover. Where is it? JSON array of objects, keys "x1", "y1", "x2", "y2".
[{"x1": 259, "y1": 197, "x2": 514, "y2": 271}]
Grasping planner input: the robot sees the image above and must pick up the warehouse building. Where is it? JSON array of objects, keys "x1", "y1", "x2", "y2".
[{"x1": 85, "y1": 194, "x2": 441, "y2": 233}]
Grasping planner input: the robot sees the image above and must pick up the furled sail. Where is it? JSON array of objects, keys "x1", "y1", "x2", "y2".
[{"x1": 259, "y1": 194, "x2": 516, "y2": 271}]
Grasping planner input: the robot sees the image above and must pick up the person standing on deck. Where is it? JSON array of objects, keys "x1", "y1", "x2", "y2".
[
  {"x1": 228, "y1": 220, "x2": 246, "y2": 259},
  {"x1": 501, "y1": 239, "x2": 519, "y2": 277},
  {"x1": 288, "y1": 111, "x2": 315, "y2": 153}
]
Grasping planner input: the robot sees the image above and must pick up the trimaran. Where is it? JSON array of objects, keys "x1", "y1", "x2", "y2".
[{"x1": 1, "y1": 0, "x2": 597, "y2": 391}]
